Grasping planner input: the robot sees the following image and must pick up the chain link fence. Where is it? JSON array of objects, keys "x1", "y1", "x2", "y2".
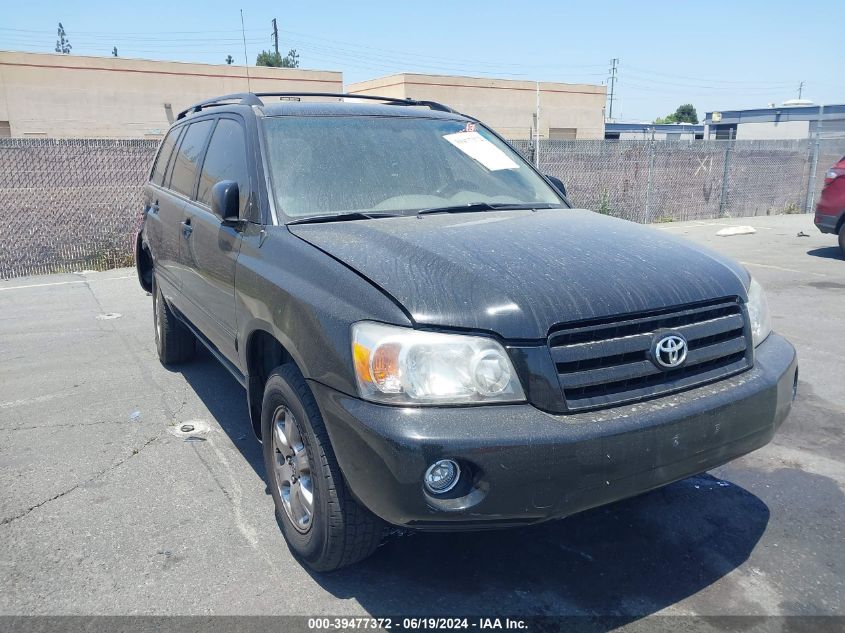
[
  {"x1": 0, "y1": 138, "x2": 157, "y2": 279},
  {"x1": 511, "y1": 137, "x2": 845, "y2": 223},
  {"x1": 1, "y1": 135, "x2": 843, "y2": 279}
]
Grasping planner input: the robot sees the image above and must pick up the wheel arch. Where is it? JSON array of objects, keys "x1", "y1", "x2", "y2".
[
  {"x1": 135, "y1": 232, "x2": 153, "y2": 293},
  {"x1": 243, "y1": 324, "x2": 307, "y2": 439}
]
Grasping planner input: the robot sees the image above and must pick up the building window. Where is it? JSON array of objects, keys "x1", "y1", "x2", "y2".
[
  {"x1": 549, "y1": 127, "x2": 577, "y2": 140},
  {"x1": 713, "y1": 125, "x2": 737, "y2": 140}
]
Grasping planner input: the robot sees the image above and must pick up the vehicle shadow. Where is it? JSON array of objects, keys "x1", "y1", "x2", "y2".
[
  {"x1": 310, "y1": 475, "x2": 770, "y2": 619},
  {"x1": 806, "y1": 246, "x2": 843, "y2": 260},
  {"x1": 174, "y1": 348, "x2": 770, "y2": 620}
]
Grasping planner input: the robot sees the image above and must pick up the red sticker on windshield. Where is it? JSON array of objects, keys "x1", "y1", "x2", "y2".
[{"x1": 464, "y1": 122, "x2": 476, "y2": 133}]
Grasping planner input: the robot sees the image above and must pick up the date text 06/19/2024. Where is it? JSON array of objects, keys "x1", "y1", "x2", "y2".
[{"x1": 306, "y1": 618, "x2": 528, "y2": 630}]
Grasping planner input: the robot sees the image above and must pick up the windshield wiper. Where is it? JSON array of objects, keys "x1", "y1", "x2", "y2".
[
  {"x1": 286, "y1": 211, "x2": 400, "y2": 225},
  {"x1": 416, "y1": 202, "x2": 563, "y2": 217}
]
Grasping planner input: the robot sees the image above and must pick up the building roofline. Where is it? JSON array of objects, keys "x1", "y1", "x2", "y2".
[
  {"x1": 704, "y1": 103, "x2": 845, "y2": 125},
  {"x1": 347, "y1": 72, "x2": 605, "y2": 93},
  {"x1": 0, "y1": 48, "x2": 342, "y2": 76}
]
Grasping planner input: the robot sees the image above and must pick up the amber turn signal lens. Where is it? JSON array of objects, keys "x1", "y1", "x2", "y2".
[
  {"x1": 371, "y1": 342, "x2": 402, "y2": 392},
  {"x1": 353, "y1": 342, "x2": 372, "y2": 384}
]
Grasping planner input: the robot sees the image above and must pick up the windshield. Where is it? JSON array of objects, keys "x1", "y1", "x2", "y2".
[{"x1": 262, "y1": 115, "x2": 563, "y2": 219}]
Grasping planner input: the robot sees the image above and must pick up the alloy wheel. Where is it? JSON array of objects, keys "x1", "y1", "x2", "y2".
[{"x1": 271, "y1": 405, "x2": 314, "y2": 533}]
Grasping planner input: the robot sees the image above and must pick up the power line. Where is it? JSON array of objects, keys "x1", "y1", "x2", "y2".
[
  {"x1": 622, "y1": 63, "x2": 798, "y2": 87},
  {"x1": 0, "y1": 26, "x2": 267, "y2": 36},
  {"x1": 276, "y1": 27, "x2": 607, "y2": 70},
  {"x1": 621, "y1": 71, "x2": 794, "y2": 91}
]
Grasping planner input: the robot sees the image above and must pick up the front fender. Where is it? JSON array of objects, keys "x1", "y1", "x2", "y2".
[{"x1": 235, "y1": 225, "x2": 412, "y2": 395}]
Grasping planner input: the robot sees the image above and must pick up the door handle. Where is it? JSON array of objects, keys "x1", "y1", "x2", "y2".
[{"x1": 181, "y1": 218, "x2": 193, "y2": 239}]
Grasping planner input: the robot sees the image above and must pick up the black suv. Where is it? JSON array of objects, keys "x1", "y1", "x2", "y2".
[{"x1": 136, "y1": 92, "x2": 798, "y2": 571}]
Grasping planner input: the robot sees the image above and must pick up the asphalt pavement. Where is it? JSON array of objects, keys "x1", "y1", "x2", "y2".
[{"x1": 0, "y1": 214, "x2": 842, "y2": 620}]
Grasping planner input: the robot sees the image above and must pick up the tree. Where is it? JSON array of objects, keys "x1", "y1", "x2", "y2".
[
  {"x1": 225, "y1": 54, "x2": 235, "y2": 65},
  {"x1": 672, "y1": 104, "x2": 698, "y2": 124},
  {"x1": 112, "y1": 46, "x2": 118, "y2": 57},
  {"x1": 55, "y1": 22, "x2": 71, "y2": 54},
  {"x1": 283, "y1": 49, "x2": 300, "y2": 68},
  {"x1": 256, "y1": 48, "x2": 299, "y2": 68},
  {"x1": 654, "y1": 104, "x2": 699, "y2": 125}
]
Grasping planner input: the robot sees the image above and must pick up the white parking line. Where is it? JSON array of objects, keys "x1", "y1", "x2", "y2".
[
  {"x1": 739, "y1": 261, "x2": 827, "y2": 277},
  {"x1": 0, "y1": 275, "x2": 134, "y2": 292}
]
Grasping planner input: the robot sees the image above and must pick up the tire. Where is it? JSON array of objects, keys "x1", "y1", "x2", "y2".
[
  {"x1": 262, "y1": 363, "x2": 384, "y2": 571},
  {"x1": 152, "y1": 274, "x2": 195, "y2": 365},
  {"x1": 839, "y1": 224, "x2": 845, "y2": 258}
]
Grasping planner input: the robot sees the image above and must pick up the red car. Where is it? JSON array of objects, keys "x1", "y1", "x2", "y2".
[{"x1": 815, "y1": 155, "x2": 845, "y2": 256}]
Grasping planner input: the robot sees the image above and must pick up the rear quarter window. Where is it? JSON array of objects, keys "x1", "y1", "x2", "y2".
[
  {"x1": 150, "y1": 127, "x2": 179, "y2": 186},
  {"x1": 169, "y1": 119, "x2": 214, "y2": 199}
]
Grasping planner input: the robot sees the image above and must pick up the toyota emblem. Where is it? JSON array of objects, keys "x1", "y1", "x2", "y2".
[{"x1": 653, "y1": 334, "x2": 688, "y2": 369}]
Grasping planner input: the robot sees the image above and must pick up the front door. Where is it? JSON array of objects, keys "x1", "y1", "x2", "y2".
[{"x1": 179, "y1": 117, "x2": 251, "y2": 364}]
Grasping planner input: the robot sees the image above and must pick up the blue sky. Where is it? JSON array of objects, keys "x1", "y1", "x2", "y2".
[{"x1": 2, "y1": 1, "x2": 840, "y2": 121}]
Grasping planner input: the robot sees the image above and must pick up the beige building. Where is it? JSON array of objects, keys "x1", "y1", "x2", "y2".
[
  {"x1": 0, "y1": 50, "x2": 343, "y2": 138},
  {"x1": 348, "y1": 73, "x2": 606, "y2": 139}
]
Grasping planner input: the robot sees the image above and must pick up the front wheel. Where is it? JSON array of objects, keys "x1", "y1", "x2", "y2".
[{"x1": 261, "y1": 363, "x2": 384, "y2": 571}]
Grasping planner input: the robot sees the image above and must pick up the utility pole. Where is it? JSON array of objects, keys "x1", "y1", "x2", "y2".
[
  {"x1": 272, "y1": 18, "x2": 279, "y2": 56},
  {"x1": 798, "y1": 81, "x2": 805, "y2": 100},
  {"x1": 805, "y1": 104, "x2": 825, "y2": 212},
  {"x1": 607, "y1": 58, "x2": 619, "y2": 122},
  {"x1": 534, "y1": 81, "x2": 540, "y2": 168}
]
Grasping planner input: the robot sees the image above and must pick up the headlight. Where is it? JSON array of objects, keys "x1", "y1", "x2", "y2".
[
  {"x1": 747, "y1": 277, "x2": 772, "y2": 347},
  {"x1": 351, "y1": 321, "x2": 525, "y2": 405}
]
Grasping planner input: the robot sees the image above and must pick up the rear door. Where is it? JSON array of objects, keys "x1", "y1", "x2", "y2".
[
  {"x1": 164, "y1": 118, "x2": 215, "y2": 315},
  {"x1": 179, "y1": 116, "x2": 252, "y2": 364},
  {"x1": 144, "y1": 125, "x2": 185, "y2": 298}
]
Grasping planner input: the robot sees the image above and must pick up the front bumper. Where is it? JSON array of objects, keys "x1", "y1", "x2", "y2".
[
  {"x1": 313, "y1": 333, "x2": 797, "y2": 530},
  {"x1": 815, "y1": 209, "x2": 841, "y2": 234}
]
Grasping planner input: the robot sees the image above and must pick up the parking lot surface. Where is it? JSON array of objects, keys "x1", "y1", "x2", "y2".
[{"x1": 0, "y1": 214, "x2": 842, "y2": 619}]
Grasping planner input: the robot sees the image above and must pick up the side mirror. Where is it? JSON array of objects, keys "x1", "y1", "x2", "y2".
[
  {"x1": 545, "y1": 175, "x2": 567, "y2": 198},
  {"x1": 211, "y1": 180, "x2": 240, "y2": 223}
]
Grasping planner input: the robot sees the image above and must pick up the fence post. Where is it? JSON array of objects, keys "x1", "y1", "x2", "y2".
[
  {"x1": 644, "y1": 129, "x2": 656, "y2": 222},
  {"x1": 718, "y1": 129, "x2": 734, "y2": 217},
  {"x1": 804, "y1": 104, "x2": 825, "y2": 213}
]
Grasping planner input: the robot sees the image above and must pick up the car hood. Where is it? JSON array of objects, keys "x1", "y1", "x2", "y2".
[{"x1": 289, "y1": 209, "x2": 750, "y2": 340}]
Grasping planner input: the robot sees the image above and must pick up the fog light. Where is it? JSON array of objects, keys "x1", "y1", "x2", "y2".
[{"x1": 424, "y1": 459, "x2": 460, "y2": 494}]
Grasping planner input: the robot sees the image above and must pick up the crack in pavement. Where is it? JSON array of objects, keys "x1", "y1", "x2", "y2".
[
  {"x1": 4, "y1": 418, "x2": 134, "y2": 432},
  {"x1": 0, "y1": 433, "x2": 161, "y2": 527},
  {"x1": 1, "y1": 277, "x2": 190, "y2": 528}
]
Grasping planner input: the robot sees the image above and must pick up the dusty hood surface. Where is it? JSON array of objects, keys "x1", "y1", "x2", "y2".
[{"x1": 289, "y1": 209, "x2": 750, "y2": 340}]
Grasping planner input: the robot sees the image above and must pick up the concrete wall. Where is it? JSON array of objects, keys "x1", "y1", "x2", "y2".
[
  {"x1": 347, "y1": 73, "x2": 606, "y2": 140},
  {"x1": 734, "y1": 120, "x2": 810, "y2": 140},
  {"x1": 0, "y1": 51, "x2": 343, "y2": 138}
]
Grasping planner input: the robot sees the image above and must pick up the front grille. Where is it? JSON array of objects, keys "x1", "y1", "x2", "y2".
[{"x1": 548, "y1": 299, "x2": 752, "y2": 411}]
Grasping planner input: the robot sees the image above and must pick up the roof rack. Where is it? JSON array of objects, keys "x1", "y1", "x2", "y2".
[{"x1": 176, "y1": 92, "x2": 459, "y2": 120}]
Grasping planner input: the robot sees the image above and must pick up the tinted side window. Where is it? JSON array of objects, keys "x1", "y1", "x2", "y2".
[
  {"x1": 197, "y1": 119, "x2": 251, "y2": 214},
  {"x1": 150, "y1": 128, "x2": 179, "y2": 186},
  {"x1": 169, "y1": 120, "x2": 214, "y2": 199}
]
